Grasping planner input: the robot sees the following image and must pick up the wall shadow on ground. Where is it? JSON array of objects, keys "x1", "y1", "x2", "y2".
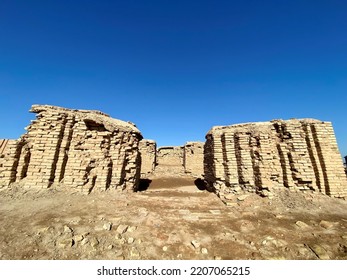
[
  {"x1": 194, "y1": 178, "x2": 207, "y2": 191},
  {"x1": 137, "y1": 179, "x2": 152, "y2": 192}
]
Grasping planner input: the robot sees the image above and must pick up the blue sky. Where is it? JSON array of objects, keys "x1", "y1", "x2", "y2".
[{"x1": 0, "y1": 0, "x2": 346, "y2": 156}]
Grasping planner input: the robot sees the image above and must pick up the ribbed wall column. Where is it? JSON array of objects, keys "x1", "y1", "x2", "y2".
[{"x1": 204, "y1": 119, "x2": 347, "y2": 198}]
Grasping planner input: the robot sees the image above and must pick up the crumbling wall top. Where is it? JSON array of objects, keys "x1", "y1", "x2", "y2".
[
  {"x1": 185, "y1": 141, "x2": 204, "y2": 146},
  {"x1": 30, "y1": 104, "x2": 142, "y2": 136},
  {"x1": 206, "y1": 118, "x2": 325, "y2": 136},
  {"x1": 158, "y1": 146, "x2": 183, "y2": 151}
]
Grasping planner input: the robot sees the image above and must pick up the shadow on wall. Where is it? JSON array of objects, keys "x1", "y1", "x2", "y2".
[{"x1": 137, "y1": 179, "x2": 152, "y2": 192}]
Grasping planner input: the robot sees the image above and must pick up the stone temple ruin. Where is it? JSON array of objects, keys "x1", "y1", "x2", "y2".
[{"x1": 0, "y1": 105, "x2": 346, "y2": 199}]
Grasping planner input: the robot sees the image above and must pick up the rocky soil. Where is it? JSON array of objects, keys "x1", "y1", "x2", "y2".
[{"x1": 0, "y1": 176, "x2": 347, "y2": 260}]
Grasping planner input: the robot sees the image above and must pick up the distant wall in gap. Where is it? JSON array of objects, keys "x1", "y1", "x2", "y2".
[
  {"x1": 139, "y1": 139, "x2": 156, "y2": 177},
  {"x1": 183, "y1": 142, "x2": 204, "y2": 177}
]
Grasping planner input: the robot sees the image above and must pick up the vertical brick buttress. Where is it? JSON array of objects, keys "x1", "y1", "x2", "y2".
[
  {"x1": 204, "y1": 119, "x2": 347, "y2": 198},
  {"x1": 0, "y1": 105, "x2": 143, "y2": 193}
]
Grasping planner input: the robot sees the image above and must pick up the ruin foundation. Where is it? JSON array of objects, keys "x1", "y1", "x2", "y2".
[
  {"x1": 0, "y1": 105, "x2": 143, "y2": 193},
  {"x1": 204, "y1": 119, "x2": 347, "y2": 199}
]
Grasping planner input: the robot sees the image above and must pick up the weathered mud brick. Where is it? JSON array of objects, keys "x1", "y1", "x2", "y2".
[
  {"x1": 204, "y1": 119, "x2": 347, "y2": 198},
  {"x1": 0, "y1": 105, "x2": 143, "y2": 192}
]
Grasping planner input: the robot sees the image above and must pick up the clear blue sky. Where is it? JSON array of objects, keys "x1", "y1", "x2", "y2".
[{"x1": 0, "y1": 0, "x2": 346, "y2": 156}]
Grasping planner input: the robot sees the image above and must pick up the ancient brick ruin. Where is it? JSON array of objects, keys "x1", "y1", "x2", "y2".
[
  {"x1": 0, "y1": 105, "x2": 142, "y2": 193},
  {"x1": 204, "y1": 119, "x2": 347, "y2": 198},
  {"x1": 138, "y1": 142, "x2": 204, "y2": 177},
  {"x1": 183, "y1": 142, "x2": 204, "y2": 177},
  {"x1": 139, "y1": 139, "x2": 156, "y2": 177},
  {"x1": 1, "y1": 105, "x2": 346, "y2": 199}
]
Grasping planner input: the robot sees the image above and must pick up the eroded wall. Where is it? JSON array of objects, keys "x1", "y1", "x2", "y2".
[
  {"x1": 0, "y1": 139, "x2": 21, "y2": 188},
  {"x1": 139, "y1": 139, "x2": 156, "y2": 177},
  {"x1": 157, "y1": 146, "x2": 183, "y2": 167},
  {"x1": 0, "y1": 105, "x2": 143, "y2": 193},
  {"x1": 204, "y1": 119, "x2": 347, "y2": 198},
  {"x1": 183, "y1": 142, "x2": 204, "y2": 177},
  {"x1": 154, "y1": 146, "x2": 185, "y2": 175}
]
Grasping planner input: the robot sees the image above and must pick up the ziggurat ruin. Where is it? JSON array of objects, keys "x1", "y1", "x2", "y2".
[{"x1": 0, "y1": 105, "x2": 346, "y2": 200}]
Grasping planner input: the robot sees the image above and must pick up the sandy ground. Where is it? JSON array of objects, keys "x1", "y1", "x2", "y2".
[{"x1": 0, "y1": 175, "x2": 347, "y2": 260}]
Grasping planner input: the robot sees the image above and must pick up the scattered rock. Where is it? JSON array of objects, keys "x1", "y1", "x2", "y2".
[
  {"x1": 262, "y1": 190, "x2": 274, "y2": 199},
  {"x1": 74, "y1": 235, "x2": 84, "y2": 242},
  {"x1": 201, "y1": 248, "x2": 208, "y2": 254},
  {"x1": 81, "y1": 238, "x2": 89, "y2": 246},
  {"x1": 63, "y1": 225, "x2": 73, "y2": 233},
  {"x1": 117, "y1": 225, "x2": 129, "y2": 234},
  {"x1": 114, "y1": 250, "x2": 124, "y2": 259},
  {"x1": 224, "y1": 194, "x2": 234, "y2": 200},
  {"x1": 128, "y1": 226, "x2": 137, "y2": 233},
  {"x1": 116, "y1": 238, "x2": 126, "y2": 245},
  {"x1": 107, "y1": 245, "x2": 113, "y2": 250},
  {"x1": 298, "y1": 245, "x2": 312, "y2": 256},
  {"x1": 103, "y1": 222, "x2": 113, "y2": 231},
  {"x1": 237, "y1": 195, "x2": 249, "y2": 201},
  {"x1": 341, "y1": 235, "x2": 347, "y2": 240},
  {"x1": 90, "y1": 237, "x2": 99, "y2": 248},
  {"x1": 115, "y1": 234, "x2": 122, "y2": 240},
  {"x1": 162, "y1": 246, "x2": 168, "y2": 252},
  {"x1": 319, "y1": 220, "x2": 335, "y2": 230},
  {"x1": 262, "y1": 236, "x2": 275, "y2": 246},
  {"x1": 127, "y1": 237, "x2": 135, "y2": 244},
  {"x1": 338, "y1": 243, "x2": 347, "y2": 254},
  {"x1": 214, "y1": 256, "x2": 222, "y2": 260},
  {"x1": 130, "y1": 247, "x2": 140, "y2": 258},
  {"x1": 308, "y1": 244, "x2": 330, "y2": 260},
  {"x1": 191, "y1": 240, "x2": 201, "y2": 249},
  {"x1": 56, "y1": 238, "x2": 74, "y2": 248},
  {"x1": 296, "y1": 221, "x2": 310, "y2": 228}
]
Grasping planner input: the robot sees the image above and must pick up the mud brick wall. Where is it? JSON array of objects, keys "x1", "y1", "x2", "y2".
[
  {"x1": 154, "y1": 146, "x2": 185, "y2": 175},
  {"x1": 183, "y1": 142, "x2": 204, "y2": 177},
  {"x1": 0, "y1": 139, "x2": 10, "y2": 155},
  {"x1": 0, "y1": 139, "x2": 23, "y2": 187},
  {"x1": 157, "y1": 146, "x2": 184, "y2": 167},
  {"x1": 0, "y1": 105, "x2": 143, "y2": 192},
  {"x1": 204, "y1": 119, "x2": 347, "y2": 198},
  {"x1": 139, "y1": 139, "x2": 157, "y2": 177}
]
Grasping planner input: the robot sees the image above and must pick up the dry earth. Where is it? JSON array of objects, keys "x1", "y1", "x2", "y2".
[{"x1": 1, "y1": 176, "x2": 347, "y2": 260}]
